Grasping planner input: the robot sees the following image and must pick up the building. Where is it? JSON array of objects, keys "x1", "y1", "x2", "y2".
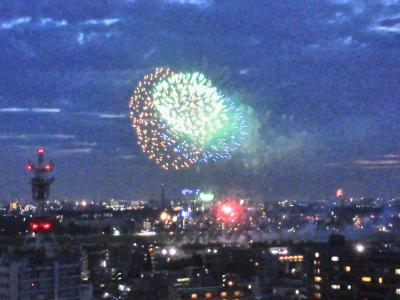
[
  {"x1": 0, "y1": 236, "x2": 92, "y2": 300},
  {"x1": 310, "y1": 235, "x2": 400, "y2": 300}
]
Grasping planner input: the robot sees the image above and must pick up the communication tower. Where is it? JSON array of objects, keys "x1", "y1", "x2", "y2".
[{"x1": 26, "y1": 147, "x2": 55, "y2": 233}]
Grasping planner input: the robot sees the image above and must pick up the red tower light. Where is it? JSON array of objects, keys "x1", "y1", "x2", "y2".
[
  {"x1": 29, "y1": 222, "x2": 39, "y2": 232},
  {"x1": 26, "y1": 164, "x2": 33, "y2": 171},
  {"x1": 41, "y1": 221, "x2": 52, "y2": 231},
  {"x1": 29, "y1": 219, "x2": 53, "y2": 232},
  {"x1": 38, "y1": 147, "x2": 45, "y2": 154}
]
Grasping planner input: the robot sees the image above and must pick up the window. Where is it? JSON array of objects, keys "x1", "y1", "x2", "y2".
[
  {"x1": 345, "y1": 266, "x2": 351, "y2": 272},
  {"x1": 361, "y1": 277, "x2": 372, "y2": 283},
  {"x1": 395, "y1": 269, "x2": 400, "y2": 275},
  {"x1": 331, "y1": 284, "x2": 340, "y2": 290},
  {"x1": 315, "y1": 252, "x2": 320, "y2": 258},
  {"x1": 314, "y1": 276, "x2": 322, "y2": 282},
  {"x1": 191, "y1": 293, "x2": 198, "y2": 299},
  {"x1": 331, "y1": 256, "x2": 339, "y2": 262},
  {"x1": 205, "y1": 293, "x2": 212, "y2": 299}
]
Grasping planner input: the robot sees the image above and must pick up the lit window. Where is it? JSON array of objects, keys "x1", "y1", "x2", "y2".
[
  {"x1": 314, "y1": 292, "x2": 322, "y2": 299},
  {"x1": 314, "y1": 276, "x2": 322, "y2": 282},
  {"x1": 361, "y1": 277, "x2": 372, "y2": 283},
  {"x1": 345, "y1": 266, "x2": 351, "y2": 272},
  {"x1": 347, "y1": 285, "x2": 351, "y2": 290},
  {"x1": 191, "y1": 293, "x2": 198, "y2": 299},
  {"x1": 331, "y1": 284, "x2": 340, "y2": 290},
  {"x1": 396, "y1": 269, "x2": 400, "y2": 275},
  {"x1": 331, "y1": 256, "x2": 339, "y2": 262},
  {"x1": 379, "y1": 277, "x2": 383, "y2": 284},
  {"x1": 396, "y1": 289, "x2": 400, "y2": 295},
  {"x1": 220, "y1": 291, "x2": 227, "y2": 297},
  {"x1": 234, "y1": 291, "x2": 241, "y2": 296},
  {"x1": 315, "y1": 252, "x2": 320, "y2": 258},
  {"x1": 314, "y1": 284, "x2": 321, "y2": 290},
  {"x1": 205, "y1": 293, "x2": 212, "y2": 299}
]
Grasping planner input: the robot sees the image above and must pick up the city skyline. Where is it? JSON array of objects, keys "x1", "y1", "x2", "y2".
[{"x1": 0, "y1": 0, "x2": 399, "y2": 201}]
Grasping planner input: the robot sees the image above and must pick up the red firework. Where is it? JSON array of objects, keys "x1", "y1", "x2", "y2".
[{"x1": 214, "y1": 199, "x2": 244, "y2": 223}]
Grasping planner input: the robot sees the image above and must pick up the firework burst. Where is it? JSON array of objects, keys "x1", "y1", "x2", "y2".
[{"x1": 129, "y1": 67, "x2": 246, "y2": 170}]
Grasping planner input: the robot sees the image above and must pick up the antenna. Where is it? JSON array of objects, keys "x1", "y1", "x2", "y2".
[{"x1": 26, "y1": 147, "x2": 55, "y2": 231}]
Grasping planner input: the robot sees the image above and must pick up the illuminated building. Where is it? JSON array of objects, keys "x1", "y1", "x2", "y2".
[
  {"x1": 0, "y1": 241, "x2": 91, "y2": 300},
  {"x1": 310, "y1": 235, "x2": 400, "y2": 299}
]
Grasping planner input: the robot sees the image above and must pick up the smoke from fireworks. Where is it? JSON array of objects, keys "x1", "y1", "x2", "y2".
[{"x1": 129, "y1": 67, "x2": 247, "y2": 170}]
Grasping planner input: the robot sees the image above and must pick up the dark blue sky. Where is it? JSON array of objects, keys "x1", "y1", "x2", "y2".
[{"x1": 0, "y1": 0, "x2": 399, "y2": 202}]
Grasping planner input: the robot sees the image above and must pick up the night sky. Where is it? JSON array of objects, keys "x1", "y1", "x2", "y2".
[{"x1": 1, "y1": 0, "x2": 399, "y2": 202}]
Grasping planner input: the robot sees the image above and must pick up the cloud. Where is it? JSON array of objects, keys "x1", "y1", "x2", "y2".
[
  {"x1": 0, "y1": 107, "x2": 61, "y2": 114},
  {"x1": 0, "y1": 108, "x2": 29, "y2": 113},
  {"x1": 354, "y1": 159, "x2": 400, "y2": 166},
  {"x1": 82, "y1": 18, "x2": 120, "y2": 26},
  {"x1": 31, "y1": 108, "x2": 61, "y2": 113},
  {"x1": 0, "y1": 134, "x2": 75, "y2": 140},
  {"x1": 325, "y1": 156, "x2": 400, "y2": 170},
  {"x1": 52, "y1": 148, "x2": 92, "y2": 156},
  {"x1": 1, "y1": 17, "x2": 68, "y2": 30},
  {"x1": 97, "y1": 113, "x2": 127, "y2": 119},
  {"x1": 165, "y1": 0, "x2": 213, "y2": 7},
  {"x1": 308, "y1": 36, "x2": 366, "y2": 51},
  {"x1": 119, "y1": 154, "x2": 138, "y2": 160},
  {"x1": 39, "y1": 18, "x2": 68, "y2": 27},
  {"x1": 371, "y1": 16, "x2": 400, "y2": 33},
  {"x1": 373, "y1": 24, "x2": 400, "y2": 33},
  {"x1": 77, "y1": 112, "x2": 127, "y2": 119},
  {"x1": 384, "y1": 154, "x2": 400, "y2": 158},
  {"x1": 327, "y1": 12, "x2": 349, "y2": 25},
  {"x1": 76, "y1": 31, "x2": 115, "y2": 45},
  {"x1": 0, "y1": 17, "x2": 31, "y2": 30}
]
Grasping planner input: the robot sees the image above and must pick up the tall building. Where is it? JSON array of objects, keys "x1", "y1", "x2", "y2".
[
  {"x1": 310, "y1": 235, "x2": 400, "y2": 300},
  {"x1": 0, "y1": 242, "x2": 92, "y2": 300}
]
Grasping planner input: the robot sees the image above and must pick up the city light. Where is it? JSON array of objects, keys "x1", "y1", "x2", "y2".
[
  {"x1": 160, "y1": 211, "x2": 170, "y2": 222},
  {"x1": 169, "y1": 248, "x2": 177, "y2": 256},
  {"x1": 181, "y1": 210, "x2": 191, "y2": 219},
  {"x1": 355, "y1": 243, "x2": 365, "y2": 253},
  {"x1": 199, "y1": 192, "x2": 215, "y2": 202}
]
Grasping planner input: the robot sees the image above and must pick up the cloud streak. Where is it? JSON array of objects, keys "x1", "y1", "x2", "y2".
[
  {"x1": 82, "y1": 18, "x2": 120, "y2": 26},
  {"x1": 166, "y1": 0, "x2": 213, "y2": 7},
  {"x1": 0, "y1": 134, "x2": 75, "y2": 140},
  {"x1": 325, "y1": 156, "x2": 400, "y2": 170},
  {"x1": 0, "y1": 17, "x2": 31, "y2": 30},
  {"x1": 52, "y1": 148, "x2": 92, "y2": 156},
  {"x1": 0, "y1": 107, "x2": 61, "y2": 114}
]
